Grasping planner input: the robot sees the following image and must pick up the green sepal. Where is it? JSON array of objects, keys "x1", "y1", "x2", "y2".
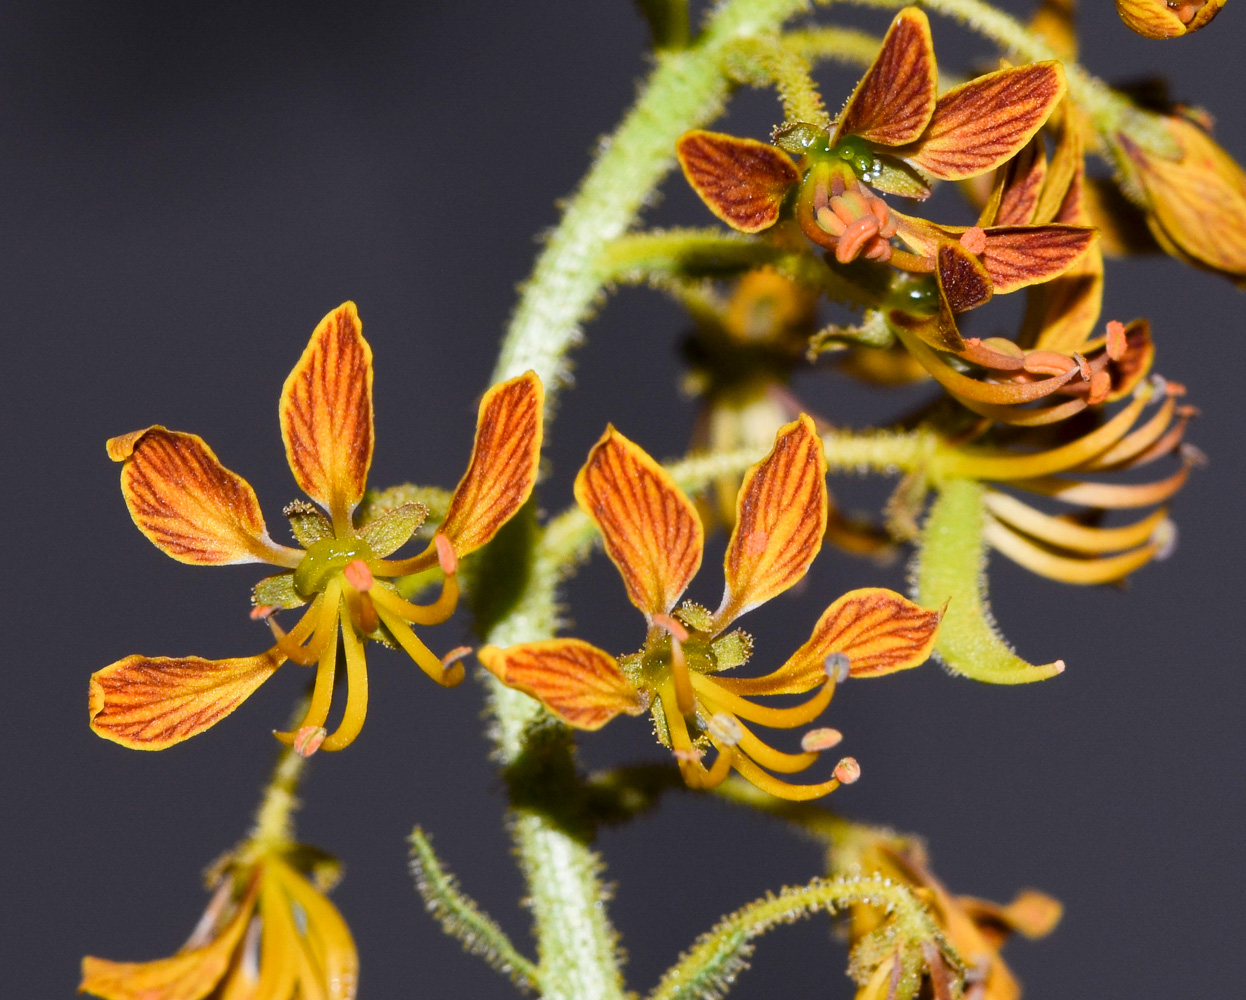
[
  {"x1": 710, "y1": 629, "x2": 753, "y2": 671},
  {"x1": 283, "y1": 499, "x2": 332, "y2": 548},
  {"x1": 913, "y1": 479, "x2": 1065, "y2": 683},
  {"x1": 674, "y1": 601, "x2": 714, "y2": 632},
  {"x1": 359, "y1": 501, "x2": 428, "y2": 557},
  {"x1": 253, "y1": 573, "x2": 306, "y2": 610},
  {"x1": 868, "y1": 155, "x2": 932, "y2": 200},
  {"x1": 360, "y1": 484, "x2": 452, "y2": 527}
]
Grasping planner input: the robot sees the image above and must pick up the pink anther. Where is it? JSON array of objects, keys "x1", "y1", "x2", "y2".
[
  {"x1": 835, "y1": 215, "x2": 881, "y2": 263},
  {"x1": 435, "y1": 533, "x2": 459, "y2": 575},
  {"x1": 833, "y1": 756, "x2": 861, "y2": 784},
  {"x1": 293, "y1": 725, "x2": 328, "y2": 758},
  {"x1": 343, "y1": 559, "x2": 373, "y2": 592},
  {"x1": 651, "y1": 612, "x2": 689, "y2": 642},
  {"x1": 801, "y1": 727, "x2": 844, "y2": 752},
  {"x1": 1105, "y1": 320, "x2": 1128, "y2": 361},
  {"x1": 441, "y1": 645, "x2": 473, "y2": 668},
  {"x1": 250, "y1": 604, "x2": 276, "y2": 620}
]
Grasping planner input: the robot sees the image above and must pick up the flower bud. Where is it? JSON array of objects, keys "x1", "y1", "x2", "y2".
[{"x1": 1115, "y1": 0, "x2": 1224, "y2": 38}]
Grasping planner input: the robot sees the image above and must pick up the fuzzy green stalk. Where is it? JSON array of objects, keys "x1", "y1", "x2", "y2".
[{"x1": 481, "y1": 3, "x2": 825, "y2": 999}]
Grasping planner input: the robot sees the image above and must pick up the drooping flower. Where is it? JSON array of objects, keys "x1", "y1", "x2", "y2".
[
  {"x1": 90, "y1": 302, "x2": 543, "y2": 751},
  {"x1": 1116, "y1": 0, "x2": 1225, "y2": 38},
  {"x1": 1112, "y1": 113, "x2": 1246, "y2": 281},
  {"x1": 480, "y1": 416, "x2": 941, "y2": 800},
  {"x1": 676, "y1": 8, "x2": 1087, "y2": 301},
  {"x1": 80, "y1": 848, "x2": 357, "y2": 1000},
  {"x1": 839, "y1": 828, "x2": 1061, "y2": 1000}
]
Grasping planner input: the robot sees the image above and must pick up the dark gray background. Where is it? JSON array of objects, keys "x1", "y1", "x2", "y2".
[{"x1": 4, "y1": 1, "x2": 1241, "y2": 995}]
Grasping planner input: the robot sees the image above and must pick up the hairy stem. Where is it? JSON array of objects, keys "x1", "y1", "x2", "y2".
[
  {"x1": 244, "y1": 741, "x2": 306, "y2": 857},
  {"x1": 482, "y1": 3, "x2": 823, "y2": 999}
]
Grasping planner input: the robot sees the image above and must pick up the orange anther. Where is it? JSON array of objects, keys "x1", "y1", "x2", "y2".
[
  {"x1": 836, "y1": 215, "x2": 881, "y2": 263},
  {"x1": 801, "y1": 727, "x2": 844, "y2": 752},
  {"x1": 441, "y1": 645, "x2": 473, "y2": 668},
  {"x1": 1105, "y1": 320, "x2": 1128, "y2": 361},
  {"x1": 960, "y1": 226, "x2": 987, "y2": 255},
  {"x1": 1088, "y1": 368, "x2": 1112, "y2": 405},
  {"x1": 673, "y1": 747, "x2": 705, "y2": 762},
  {"x1": 1023, "y1": 350, "x2": 1076, "y2": 376},
  {"x1": 293, "y1": 725, "x2": 328, "y2": 757},
  {"x1": 343, "y1": 559, "x2": 373, "y2": 592},
  {"x1": 833, "y1": 756, "x2": 861, "y2": 784},
  {"x1": 435, "y1": 533, "x2": 459, "y2": 575},
  {"x1": 816, "y1": 205, "x2": 848, "y2": 236},
  {"x1": 250, "y1": 604, "x2": 276, "y2": 620}
]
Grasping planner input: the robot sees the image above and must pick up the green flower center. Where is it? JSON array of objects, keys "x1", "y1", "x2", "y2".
[
  {"x1": 294, "y1": 536, "x2": 378, "y2": 597},
  {"x1": 829, "y1": 135, "x2": 880, "y2": 181}
]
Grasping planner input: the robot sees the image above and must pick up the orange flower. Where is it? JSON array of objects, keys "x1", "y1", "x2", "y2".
[
  {"x1": 81, "y1": 849, "x2": 357, "y2": 1000},
  {"x1": 90, "y1": 302, "x2": 543, "y2": 751},
  {"x1": 480, "y1": 417, "x2": 941, "y2": 800},
  {"x1": 1116, "y1": 0, "x2": 1225, "y2": 38},
  {"x1": 1114, "y1": 113, "x2": 1246, "y2": 280},
  {"x1": 844, "y1": 834, "x2": 1061, "y2": 1000},
  {"x1": 676, "y1": 8, "x2": 1082, "y2": 298}
]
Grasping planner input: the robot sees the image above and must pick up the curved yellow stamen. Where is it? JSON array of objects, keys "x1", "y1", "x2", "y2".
[
  {"x1": 657, "y1": 683, "x2": 710, "y2": 788},
  {"x1": 730, "y1": 752, "x2": 843, "y2": 802},
  {"x1": 691, "y1": 672, "x2": 833, "y2": 729},
  {"x1": 275, "y1": 584, "x2": 343, "y2": 743},
  {"x1": 700, "y1": 698, "x2": 817, "y2": 773},
  {"x1": 1083, "y1": 395, "x2": 1175, "y2": 470},
  {"x1": 669, "y1": 636, "x2": 696, "y2": 716},
  {"x1": 369, "y1": 573, "x2": 459, "y2": 626},
  {"x1": 984, "y1": 517, "x2": 1160, "y2": 584},
  {"x1": 374, "y1": 603, "x2": 464, "y2": 687},
  {"x1": 320, "y1": 610, "x2": 369, "y2": 752},
  {"x1": 954, "y1": 395, "x2": 1088, "y2": 427},
  {"x1": 937, "y1": 387, "x2": 1152, "y2": 481},
  {"x1": 1016, "y1": 462, "x2": 1191, "y2": 508},
  {"x1": 267, "y1": 593, "x2": 326, "y2": 667},
  {"x1": 695, "y1": 740, "x2": 735, "y2": 789},
  {"x1": 369, "y1": 538, "x2": 439, "y2": 578},
  {"x1": 984, "y1": 492, "x2": 1169, "y2": 554}
]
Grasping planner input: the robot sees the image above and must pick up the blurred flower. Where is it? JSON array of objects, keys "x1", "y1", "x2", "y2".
[
  {"x1": 481, "y1": 417, "x2": 941, "y2": 800},
  {"x1": 1116, "y1": 0, "x2": 1225, "y2": 38},
  {"x1": 1114, "y1": 113, "x2": 1246, "y2": 280},
  {"x1": 81, "y1": 848, "x2": 357, "y2": 1000},
  {"x1": 90, "y1": 302, "x2": 543, "y2": 750}
]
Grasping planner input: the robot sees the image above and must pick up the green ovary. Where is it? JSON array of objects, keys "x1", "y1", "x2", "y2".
[{"x1": 293, "y1": 537, "x2": 377, "y2": 597}]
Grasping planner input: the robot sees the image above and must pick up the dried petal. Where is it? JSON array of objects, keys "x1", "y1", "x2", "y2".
[
  {"x1": 905, "y1": 63, "x2": 1066, "y2": 181},
  {"x1": 575, "y1": 426, "x2": 703, "y2": 618},
  {"x1": 89, "y1": 651, "x2": 283, "y2": 750},
  {"x1": 937, "y1": 239, "x2": 994, "y2": 313},
  {"x1": 439, "y1": 371, "x2": 544, "y2": 558},
  {"x1": 280, "y1": 302, "x2": 374, "y2": 524},
  {"x1": 1116, "y1": 0, "x2": 1225, "y2": 37},
  {"x1": 478, "y1": 640, "x2": 644, "y2": 730},
  {"x1": 676, "y1": 130, "x2": 800, "y2": 233},
  {"x1": 834, "y1": 8, "x2": 937, "y2": 146},
  {"x1": 110, "y1": 426, "x2": 283, "y2": 566},
  {"x1": 718, "y1": 415, "x2": 828, "y2": 623}
]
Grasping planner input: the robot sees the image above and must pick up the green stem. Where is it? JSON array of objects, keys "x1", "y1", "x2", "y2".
[
  {"x1": 483, "y1": 3, "x2": 822, "y2": 998},
  {"x1": 243, "y1": 741, "x2": 306, "y2": 859},
  {"x1": 828, "y1": 0, "x2": 1178, "y2": 157},
  {"x1": 782, "y1": 25, "x2": 882, "y2": 68}
]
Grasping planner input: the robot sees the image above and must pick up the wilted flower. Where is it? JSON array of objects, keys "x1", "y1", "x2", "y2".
[
  {"x1": 1116, "y1": 0, "x2": 1225, "y2": 38},
  {"x1": 1114, "y1": 113, "x2": 1246, "y2": 280},
  {"x1": 90, "y1": 303, "x2": 543, "y2": 750},
  {"x1": 80, "y1": 848, "x2": 357, "y2": 1000},
  {"x1": 481, "y1": 416, "x2": 941, "y2": 800}
]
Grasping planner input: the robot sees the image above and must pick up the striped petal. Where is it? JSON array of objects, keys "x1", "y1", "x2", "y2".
[
  {"x1": 677, "y1": 130, "x2": 800, "y2": 233},
  {"x1": 834, "y1": 7, "x2": 937, "y2": 146},
  {"x1": 978, "y1": 225, "x2": 1095, "y2": 293},
  {"x1": 575, "y1": 426, "x2": 703, "y2": 618},
  {"x1": 478, "y1": 640, "x2": 644, "y2": 730},
  {"x1": 904, "y1": 63, "x2": 1066, "y2": 181},
  {"x1": 722, "y1": 589, "x2": 940, "y2": 695},
  {"x1": 1117, "y1": 0, "x2": 1224, "y2": 37},
  {"x1": 718, "y1": 415, "x2": 827, "y2": 623},
  {"x1": 89, "y1": 651, "x2": 283, "y2": 750},
  {"x1": 439, "y1": 371, "x2": 544, "y2": 558},
  {"x1": 109, "y1": 427, "x2": 287, "y2": 566},
  {"x1": 280, "y1": 302, "x2": 374, "y2": 527}
]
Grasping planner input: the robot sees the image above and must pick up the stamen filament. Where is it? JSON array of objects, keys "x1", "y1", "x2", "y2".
[
  {"x1": 954, "y1": 395, "x2": 1088, "y2": 427},
  {"x1": 266, "y1": 594, "x2": 326, "y2": 667},
  {"x1": 984, "y1": 517, "x2": 1160, "y2": 584},
  {"x1": 369, "y1": 573, "x2": 459, "y2": 626},
  {"x1": 698, "y1": 698, "x2": 817, "y2": 773},
  {"x1": 730, "y1": 752, "x2": 843, "y2": 802},
  {"x1": 370, "y1": 538, "x2": 439, "y2": 578},
  {"x1": 1015, "y1": 463, "x2": 1191, "y2": 508},
  {"x1": 275, "y1": 584, "x2": 343, "y2": 743},
  {"x1": 374, "y1": 604, "x2": 465, "y2": 687},
  {"x1": 1083, "y1": 395, "x2": 1175, "y2": 470},
  {"x1": 691, "y1": 672, "x2": 833, "y2": 728},
  {"x1": 320, "y1": 612, "x2": 369, "y2": 752},
  {"x1": 984, "y1": 491, "x2": 1169, "y2": 554},
  {"x1": 669, "y1": 636, "x2": 696, "y2": 716}
]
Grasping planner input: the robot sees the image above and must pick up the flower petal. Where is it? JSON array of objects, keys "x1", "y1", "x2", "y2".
[
  {"x1": 937, "y1": 239, "x2": 994, "y2": 313},
  {"x1": 992, "y1": 137, "x2": 1047, "y2": 226},
  {"x1": 440, "y1": 371, "x2": 544, "y2": 558},
  {"x1": 80, "y1": 882, "x2": 257, "y2": 1000},
  {"x1": 1116, "y1": 0, "x2": 1224, "y2": 37},
  {"x1": 718, "y1": 415, "x2": 827, "y2": 623},
  {"x1": 110, "y1": 427, "x2": 286, "y2": 566},
  {"x1": 269, "y1": 857, "x2": 359, "y2": 1000},
  {"x1": 978, "y1": 225, "x2": 1095, "y2": 294},
  {"x1": 478, "y1": 640, "x2": 644, "y2": 730},
  {"x1": 676, "y1": 130, "x2": 800, "y2": 233},
  {"x1": 834, "y1": 7, "x2": 937, "y2": 147},
  {"x1": 575, "y1": 426, "x2": 703, "y2": 618},
  {"x1": 89, "y1": 651, "x2": 283, "y2": 750},
  {"x1": 280, "y1": 302, "x2": 374, "y2": 525},
  {"x1": 904, "y1": 62, "x2": 1066, "y2": 181}
]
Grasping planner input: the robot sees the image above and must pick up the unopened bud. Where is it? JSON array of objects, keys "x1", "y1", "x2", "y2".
[
  {"x1": 706, "y1": 712, "x2": 743, "y2": 747},
  {"x1": 342, "y1": 559, "x2": 373, "y2": 592},
  {"x1": 833, "y1": 756, "x2": 861, "y2": 784},
  {"x1": 293, "y1": 725, "x2": 328, "y2": 757},
  {"x1": 801, "y1": 727, "x2": 844, "y2": 752},
  {"x1": 824, "y1": 651, "x2": 851, "y2": 683}
]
